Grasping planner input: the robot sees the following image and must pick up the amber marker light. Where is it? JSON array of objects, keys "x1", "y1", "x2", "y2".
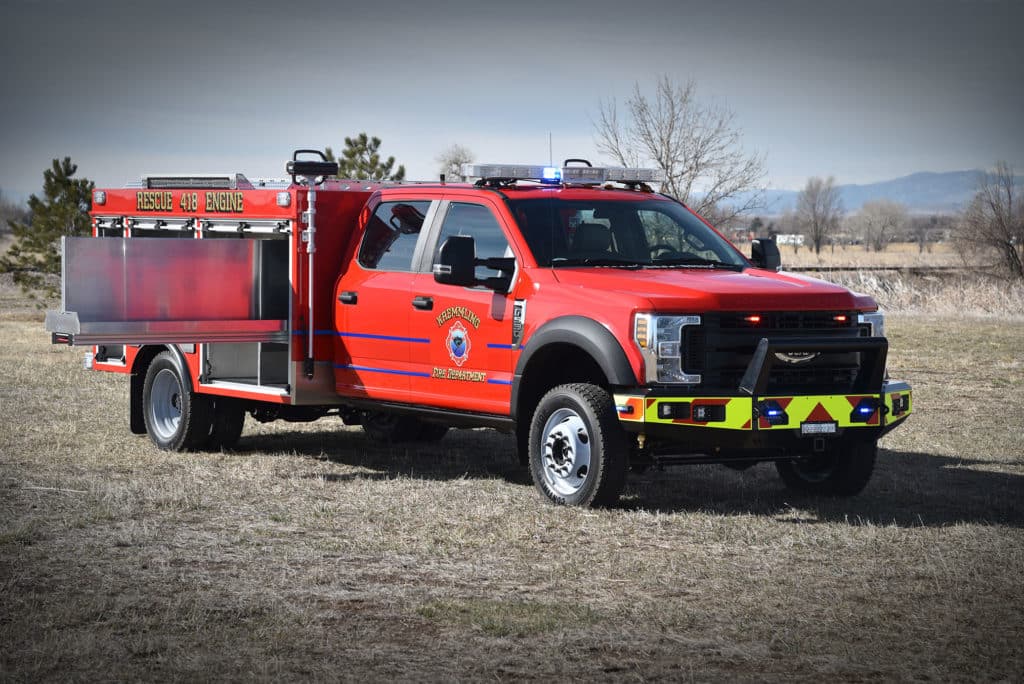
[{"x1": 634, "y1": 314, "x2": 650, "y2": 348}]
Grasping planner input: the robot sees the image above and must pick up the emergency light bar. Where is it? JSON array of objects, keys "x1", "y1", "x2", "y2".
[
  {"x1": 462, "y1": 163, "x2": 664, "y2": 186},
  {"x1": 462, "y1": 164, "x2": 561, "y2": 182}
]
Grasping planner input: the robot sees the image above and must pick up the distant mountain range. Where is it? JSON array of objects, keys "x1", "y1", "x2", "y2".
[{"x1": 724, "y1": 170, "x2": 1020, "y2": 216}]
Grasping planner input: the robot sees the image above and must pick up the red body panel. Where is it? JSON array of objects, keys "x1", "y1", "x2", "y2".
[{"x1": 333, "y1": 270, "x2": 419, "y2": 401}]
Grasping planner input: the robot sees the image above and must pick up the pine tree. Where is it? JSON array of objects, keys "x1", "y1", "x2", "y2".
[
  {"x1": 0, "y1": 157, "x2": 94, "y2": 297},
  {"x1": 325, "y1": 133, "x2": 405, "y2": 181}
]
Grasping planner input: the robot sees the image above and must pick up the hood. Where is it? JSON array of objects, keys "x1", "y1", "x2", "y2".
[{"x1": 549, "y1": 267, "x2": 875, "y2": 312}]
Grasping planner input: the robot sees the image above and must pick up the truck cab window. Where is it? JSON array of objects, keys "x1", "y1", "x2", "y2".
[
  {"x1": 508, "y1": 198, "x2": 746, "y2": 268},
  {"x1": 358, "y1": 200, "x2": 431, "y2": 271},
  {"x1": 434, "y1": 203, "x2": 512, "y2": 280}
]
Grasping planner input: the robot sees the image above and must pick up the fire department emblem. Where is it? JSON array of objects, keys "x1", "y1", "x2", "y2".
[{"x1": 446, "y1": 320, "x2": 471, "y2": 366}]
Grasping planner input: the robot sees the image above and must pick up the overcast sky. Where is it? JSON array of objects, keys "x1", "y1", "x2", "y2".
[{"x1": 1, "y1": 0, "x2": 1021, "y2": 200}]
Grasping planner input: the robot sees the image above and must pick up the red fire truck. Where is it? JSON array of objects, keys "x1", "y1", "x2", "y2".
[{"x1": 46, "y1": 151, "x2": 912, "y2": 506}]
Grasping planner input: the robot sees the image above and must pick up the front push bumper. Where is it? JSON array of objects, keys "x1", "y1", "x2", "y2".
[{"x1": 613, "y1": 380, "x2": 912, "y2": 452}]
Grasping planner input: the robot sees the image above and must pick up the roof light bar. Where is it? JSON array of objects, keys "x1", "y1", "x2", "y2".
[
  {"x1": 560, "y1": 166, "x2": 606, "y2": 184},
  {"x1": 462, "y1": 164, "x2": 561, "y2": 183},
  {"x1": 604, "y1": 167, "x2": 665, "y2": 183},
  {"x1": 462, "y1": 163, "x2": 664, "y2": 185}
]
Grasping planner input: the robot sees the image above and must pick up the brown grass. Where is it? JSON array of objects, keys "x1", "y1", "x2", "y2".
[
  {"x1": 781, "y1": 241, "x2": 961, "y2": 268},
  {"x1": 809, "y1": 271, "x2": 1024, "y2": 318},
  {"x1": 764, "y1": 241, "x2": 1024, "y2": 319},
  {"x1": 1, "y1": 282, "x2": 1023, "y2": 680}
]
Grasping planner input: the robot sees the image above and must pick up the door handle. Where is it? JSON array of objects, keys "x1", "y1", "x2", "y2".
[
  {"x1": 338, "y1": 291, "x2": 358, "y2": 305},
  {"x1": 412, "y1": 296, "x2": 433, "y2": 310}
]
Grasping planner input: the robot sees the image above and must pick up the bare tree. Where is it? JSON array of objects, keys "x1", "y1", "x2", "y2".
[
  {"x1": 852, "y1": 200, "x2": 907, "y2": 252},
  {"x1": 594, "y1": 75, "x2": 766, "y2": 224},
  {"x1": 436, "y1": 144, "x2": 475, "y2": 182},
  {"x1": 956, "y1": 162, "x2": 1024, "y2": 279},
  {"x1": 909, "y1": 215, "x2": 951, "y2": 253},
  {"x1": 795, "y1": 176, "x2": 843, "y2": 255}
]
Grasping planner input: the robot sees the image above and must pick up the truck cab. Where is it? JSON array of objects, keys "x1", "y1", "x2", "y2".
[{"x1": 330, "y1": 162, "x2": 911, "y2": 506}]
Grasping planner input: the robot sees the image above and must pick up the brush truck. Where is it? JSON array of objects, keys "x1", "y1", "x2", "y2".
[{"x1": 45, "y1": 151, "x2": 912, "y2": 506}]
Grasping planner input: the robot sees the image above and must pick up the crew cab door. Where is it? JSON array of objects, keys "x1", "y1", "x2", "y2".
[
  {"x1": 333, "y1": 199, "x2": 437, "y2": 402},
  {"x1": 408, "y1": 200, "x2": 518, "y2": 415}
]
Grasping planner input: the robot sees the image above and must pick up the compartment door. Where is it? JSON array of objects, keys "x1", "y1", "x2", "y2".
[{"x1": 45, "y1": 237, "x2": 287, "y2": 345}]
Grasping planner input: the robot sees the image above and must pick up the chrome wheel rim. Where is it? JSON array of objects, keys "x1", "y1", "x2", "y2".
[
  {"x1": 541, "y1": 408, "x2": 592, "y2": 497},
  {"x1": 149, "y1": 369, "x2": 182, "y2": 441}
]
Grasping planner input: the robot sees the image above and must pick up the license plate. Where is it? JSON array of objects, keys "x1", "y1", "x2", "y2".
[{"x1": 801, "y1": 421, "x2": 837, "y2": 435}]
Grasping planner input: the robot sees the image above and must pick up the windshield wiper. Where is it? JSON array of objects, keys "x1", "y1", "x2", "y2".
[
  {"x1": 647, "y1": 255, "x2": 744, "y2": 271},
  {"x1": 551, "y1": 257, "x2": 643, "y2": 269}
]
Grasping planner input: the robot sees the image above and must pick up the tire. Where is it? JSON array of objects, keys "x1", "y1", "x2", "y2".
[
  {"x1": 775, "y1": 441, "x2": 877, "y2": 496},
  {"x1": 361, "y1": 412, "x2": 447, "y2": 443},
  {"x1": 205, "y1": 397, "x2": 245, "y2": 450},
  {"x1": 528, "y1": 383, "x2": 628, "y2": 507},
  {"x1": 142, "y1": 351, "x2": 211, "y2": 451}
]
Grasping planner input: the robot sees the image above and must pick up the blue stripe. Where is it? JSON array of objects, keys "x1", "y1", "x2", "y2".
[
  {"x1": 337, "y1": 331, "x2": 431, "y2": 344},
  {"x1": 333, "y1": 363, "x2": 431, "y2": 378},
  {"x1": 486, "y1": 343, "x2": 525, "y2": 350},
  {"x1": 293, "y1": 329, "x2": 431, "y2": 344},
  {"x1": 487, "y1": 379, "x2": 513, "y2": 385}
]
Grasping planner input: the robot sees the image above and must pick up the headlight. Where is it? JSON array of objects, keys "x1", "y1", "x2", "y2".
[
  {"x1": 858, "y1": 311, "x2": 886, "y2": 338},
  {"x1": 634, "y1": 313, "x2": 702, "y2": 384}
]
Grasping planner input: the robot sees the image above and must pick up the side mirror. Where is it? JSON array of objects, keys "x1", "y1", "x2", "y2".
[
  {"x1": 750, "y1": 238, "x2": 781, "y2": 271},
  {"x1": 433, "y1": 236, "x2": 476, "y2": 287}
]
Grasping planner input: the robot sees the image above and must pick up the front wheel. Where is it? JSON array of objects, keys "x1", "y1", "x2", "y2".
[
  {"x1": 775, "y1": 441, "x2": 877, "y2": 496},
  {"x1": 528, "y1": 383, "x2": 628, "y2": 507},
  {"x1": 142, "y1": 351, "x2": 211, "y2": 451}
]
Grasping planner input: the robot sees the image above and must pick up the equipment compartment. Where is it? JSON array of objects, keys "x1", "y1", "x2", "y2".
[{"x1": 45, "y1": 236, "x2": 289, "y2": 346}]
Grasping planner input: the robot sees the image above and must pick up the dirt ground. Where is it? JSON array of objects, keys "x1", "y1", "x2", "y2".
[{"x1": 1, "y1": 281, "x2": 1023, "y2": 681}]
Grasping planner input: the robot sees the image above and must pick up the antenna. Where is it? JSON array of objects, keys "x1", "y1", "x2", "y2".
[{"x1": 548, "y1": 132, "x2": 553, "y2": 166}]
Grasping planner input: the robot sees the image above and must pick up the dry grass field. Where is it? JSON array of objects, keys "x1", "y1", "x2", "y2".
[
  {"x1": 2, "y1": 274, "x2": 1023, "y2": 681},
  {"x1": 775, "y1": 242, "x2": 1024, "y2": 318},
  {"x1": 781, "y1": 241, "x2": 961, "y2": 269}
]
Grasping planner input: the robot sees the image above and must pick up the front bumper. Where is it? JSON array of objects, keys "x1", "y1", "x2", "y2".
[{"x1": 613, "y1": 380, "x2": 912, "y2": 452}]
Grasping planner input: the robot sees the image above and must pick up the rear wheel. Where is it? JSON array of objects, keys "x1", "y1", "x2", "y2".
[
  {"x1": 205, "y1": 398, "x2": 246, "y2": 450},
  {"x1": 528, "y1": 383, "x2": 627, "y2": 507},
  {"x1": 775, "y1": 441, "x2": 877, "y2": 496},
  {"x1": 142, "y1": 351, "x2": 211, "y2": 451}
]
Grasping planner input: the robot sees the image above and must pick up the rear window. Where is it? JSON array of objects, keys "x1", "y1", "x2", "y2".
[{"x1": 358, "y1": 200, "x2": 431, "y2": 271}]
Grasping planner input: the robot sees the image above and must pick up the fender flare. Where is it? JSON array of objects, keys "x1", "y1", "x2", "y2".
[{"x1": 510, "y1": 315, "x2": 637, "y2": 421}]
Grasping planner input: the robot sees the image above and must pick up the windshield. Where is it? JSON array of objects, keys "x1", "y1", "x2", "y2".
[{"x1": 507, "y1": 198, "x2": 747, "y2": 269}]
